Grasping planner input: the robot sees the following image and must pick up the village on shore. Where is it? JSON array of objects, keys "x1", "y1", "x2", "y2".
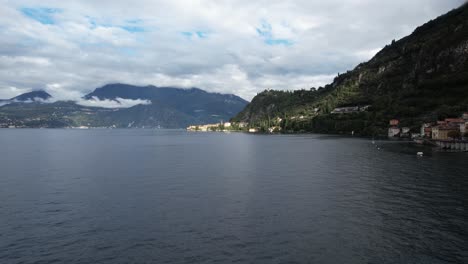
[
  {"x1": 187, "y1": 122, "x2": 259, "y2": 133},
  {"x1": 187, "y1": 112, "x2": 468, "y2": 151},
  {"x1": 388, "y1": 112, "x2": 468, "y2": 151}
]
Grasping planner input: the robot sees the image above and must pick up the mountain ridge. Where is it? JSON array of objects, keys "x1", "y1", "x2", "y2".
[{"x1": 0, "y1": 85, "x2": 248, "y2": 128}]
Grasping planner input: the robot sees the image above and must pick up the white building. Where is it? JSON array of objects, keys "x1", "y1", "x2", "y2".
[
  {"x1": 388, "y1": 127, "x2": 401, "y2": 138},
  {"x1": 238, "y1": 122, "x2": 248, "y2": 128},
  {"x1": 461, "y1": 122, "x2": 468, "y2": 134},
  {"x1": 401, "y1": 127, "x2": 411, "y2": 135}
]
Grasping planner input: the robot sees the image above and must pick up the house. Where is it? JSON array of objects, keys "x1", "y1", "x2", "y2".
[
  {"x1": 223, "y1": 122, "x2": 231, "y2": 128},
  {"x1": 460, "y1": 122, "x2": 468, "y2": 135},
  {"x1": 432, "y1": 125, "x2": 459, "y2": 140},
  {"x1": 268, "y1": 126, "x2": 281, "y2": 133},
  {"x1": 388, "y1": 127, "x2": 401, "y2": 138},
  {"x1": 431, "y1": 126, "x2": 439, "y2": 139},
  {"x1": 400, "y1": 127, "x2": 411, "y2": 137},
  {"x1": 238, "y1": 122, "x2": 248, "y2": 128},
  {"x1": 463, "y1": 113, "x2": 468, "y2": 120},
  {"x1": 420, "y1": 123, "x2": 433, "y2": 138},
  {"x1": 445, "y1": 118, "x2": 464, "y2": 124},
  {"x1": 389, "y1": 119, "x2": 399, "y2": 126},
  {"x1": 331, "y1": 106, "x2": 359, "y2": 114},
  {"x1": 388, "y1": 119, "x2": 401, "y2": 138}
]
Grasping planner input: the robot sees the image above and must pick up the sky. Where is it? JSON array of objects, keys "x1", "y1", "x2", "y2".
[{"x1": 0, "y1": 0, "x2": 465, "y2": 103}]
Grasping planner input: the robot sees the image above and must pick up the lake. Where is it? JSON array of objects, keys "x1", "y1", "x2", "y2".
[{"x1": 0, "y1": 129, "x2": 467, "y2": 263}]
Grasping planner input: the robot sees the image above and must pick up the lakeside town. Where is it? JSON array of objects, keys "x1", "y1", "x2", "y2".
[
  {"x1": 187, "y1": 112, "x2": 468, "y2": 151},
  {"x1": 388, "y1": 112, "x2": 468, "y2": 151}
]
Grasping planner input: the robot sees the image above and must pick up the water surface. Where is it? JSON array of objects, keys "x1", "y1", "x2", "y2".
[{"x1": 0, "y1": 129, "x2": 467, "y2": 263}]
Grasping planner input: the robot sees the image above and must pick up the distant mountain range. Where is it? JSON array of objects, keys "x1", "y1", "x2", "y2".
[
  {"x1": 233, "y1": 3, "x2": 468, "y2": 136},
  {"x1": 0, "y1": 84, "x2": 248, "y2": 128}
]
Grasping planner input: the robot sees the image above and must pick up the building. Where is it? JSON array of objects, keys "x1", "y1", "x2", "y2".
[
  {"x1": 187, "y1": 123, "x2": 220, "y2": 131},
  {"x1": 444, "y1": 118, "x2": 464, "y2": 124},
  {"x1": 238, "y1": 122, "x2": 248, "y2": 128},
  {"x1": 389, "y1": 119, "x2": 399, "y2": 126},
  {"x1": 388, "y1": 127, "x2": 401, "y2": 138},
  {"x1": 460, "y1": 122, "x2": 468, "y2": 135},
  {"x1": 388, "y1": 119, "x2": 401, "y2": 138},
  {"x1": 420, "y1": 123, "x2": 433, "y2": 138},
  {"x1": 432, "y1": 125, "x2": 459, "y2": 140},
  {"x1": 331, "y1": 106, "x2": 359, "y2": 114},
  {"x1": 268, "y1": 126, "x2": 281, "y2": 133},
  {"x1": 400, "y1": 127, "x2": 411, "y2": 138},
  {"x1": 223, "y1": 122, "x2": 231, "y2": 128}
]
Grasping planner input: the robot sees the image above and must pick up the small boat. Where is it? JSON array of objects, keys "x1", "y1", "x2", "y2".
[{"x1": 417, "y1": 152, "x2": 424, "y2": 156}]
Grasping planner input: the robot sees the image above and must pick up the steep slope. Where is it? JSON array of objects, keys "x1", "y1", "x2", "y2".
[{"x1": 234, "y1": 4, "x2": 468, "y2": 135}]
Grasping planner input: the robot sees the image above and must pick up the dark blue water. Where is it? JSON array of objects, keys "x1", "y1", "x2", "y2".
[{"x1": 0, "y1": 129, "x2": 467, "y2": 264}]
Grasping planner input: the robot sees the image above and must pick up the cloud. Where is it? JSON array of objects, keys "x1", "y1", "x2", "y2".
[
  {"x1": 12, "y1": 97, "x2": 54, "y2": 103},
  {"x1": 0, "y1": 0, "x2": 465, "y2": 100},
  {"x1": 0, "y1": 96, "x2": 55, "y2": 107},
  {"x1": 75, "y1": 96, "x2": 151, "y2": 108}
]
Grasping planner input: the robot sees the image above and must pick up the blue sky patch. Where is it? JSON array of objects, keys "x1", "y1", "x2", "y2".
[
  {"x1": 195, "y1": 31, "x2": 208, "y2": 38},
  {"x1": 256, "y1": 20, "x2": 293, "y2": 46},
  {"x1": 125, "y1": 19, "x2": 144, "y2": 24},
  {"x1": 119, "y1": 47, "x2": 137, "y2": 56},
  {"x1": 86, "y1": 16, "x2": 146, "y2": 33},
  {"x1": 120, "y1": 25, "x2": 145, "y2": 33},
  {"x1": 121, "y1": 19, "x2": 146, "y2": 33},
  {"x1": 181, "y1": 32, "x2": 193, "y2": 38},
  {"x1": 20, "y1": 7, "x2": 61, "y2": 25},
  {"x1": 181, "y1": 30, "x2": 209, "y2": 39}
]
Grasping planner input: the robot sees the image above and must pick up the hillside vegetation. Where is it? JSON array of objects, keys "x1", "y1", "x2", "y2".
[{"x1": 233, "y1": 4, "x2": 468, "y2": 135}]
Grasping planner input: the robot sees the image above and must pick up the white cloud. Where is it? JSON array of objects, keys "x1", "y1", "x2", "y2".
[
  {"x1": 0, "y1": 0, "x2": 464, "y2": 100},
  {"x1": 75, "y1": 96, "x2": 151, "y2": 108}
]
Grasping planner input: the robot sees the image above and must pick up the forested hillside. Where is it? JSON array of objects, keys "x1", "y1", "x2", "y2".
[{"x1": 233, "y1": 4, "x2": 468, "y2": 135}]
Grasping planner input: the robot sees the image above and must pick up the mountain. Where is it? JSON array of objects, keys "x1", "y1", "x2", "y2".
[
  {"x1": 0, "y1": 90, "x2": 51, "y2": 105},
  {"x1": 233, "y1": 3, "x2": 468, "y2": 135},
  {"x1": 83, "y1": 84, "x2": 248, "y2": 128},
  {"x1": 11, "y1": 90, "x2": 52, "y2": 102},
  {"x1": 0, "y1": 85, "x2": 248, "y2": 128},
  {"x1": 85, "y1": 83, "x2": 247, "y2": 118}
]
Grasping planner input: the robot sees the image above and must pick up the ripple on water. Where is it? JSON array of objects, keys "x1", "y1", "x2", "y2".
[{"x1": 0, "y1": 130, "x2": 467, "y2": 264}]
